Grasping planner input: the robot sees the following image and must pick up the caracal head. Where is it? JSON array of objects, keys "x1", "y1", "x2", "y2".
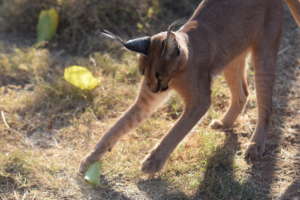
[
  {"x1": 102, "y1": 22, "x2": 188, "y2": 93},
  {"x1": 138, "y1": 31, "x2": 188, "y2": 93}
]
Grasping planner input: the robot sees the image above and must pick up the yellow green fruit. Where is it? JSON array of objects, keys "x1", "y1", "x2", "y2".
[
  {"x1": 64, "y1": 66, "x2": 100, "y2": 90},
  {"x1": 84, "y1": 162, "x2": 101, "y2": 186},
  {"x1": 37, "y1": 8, "x2": 59, "y2": 43}
]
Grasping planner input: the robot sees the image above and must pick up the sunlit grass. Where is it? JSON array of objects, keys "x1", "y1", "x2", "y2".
[{"x1": 0, "y1": 39, "x2": 259, "y2": 199}]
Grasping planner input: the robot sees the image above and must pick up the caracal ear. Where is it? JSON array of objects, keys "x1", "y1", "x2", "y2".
[
  {"x1": 124, "y1": 36, "x2": 151, "y2": 55},
  {"x1": 162, "y1": 32, "x2": 179, "y2": 59}
]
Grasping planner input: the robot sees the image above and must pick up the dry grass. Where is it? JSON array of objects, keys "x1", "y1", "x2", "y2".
[
  {"x1": 0, "y1": 3, "x2": 299, "y2": 200},
  {"x1": 0, "y1": 34, "x2": 262, "y2": 200},
  {"x1": 0, "y1": 0, "x2": 200, "y2": 53}
]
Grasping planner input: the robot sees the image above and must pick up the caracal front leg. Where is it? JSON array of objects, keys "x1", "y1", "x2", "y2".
[
  {"x1": 210, "y1": 52, "x2": 249, "y2": 129},
  {"x1": 79, "y1": 80, "x2": 170, "y2": 174},
  {"x1": 142, "y1": 77, "x2": 211, "y2": 174}
]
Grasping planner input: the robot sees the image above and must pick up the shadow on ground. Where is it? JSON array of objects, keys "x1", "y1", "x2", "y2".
[
  {"x1": 0, "y1": 32, "x2": 96, "y2": 142},
  {"x1": 76, "y1": 175, "x2": 133, "y2": 200},
  {"x1": 136, "y1": 8, "x2": 299, "y2": 200},
  {"x1": 137, "y1": 131, "x2": 262, "y2": 200},
  {"x1": 277, "y1": 27, "x2": 300, "y2": 200},
  {"x1": 0, "y1": 4, "x2": 298, "y2": 200}
]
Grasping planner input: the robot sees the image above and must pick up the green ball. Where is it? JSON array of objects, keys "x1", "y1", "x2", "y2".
[{"x1": 84, "y1": 162, "x2": 101, "y2": 186}]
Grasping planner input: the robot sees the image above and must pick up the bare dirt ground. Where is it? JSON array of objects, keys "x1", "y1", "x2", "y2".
[{"x1": 0, "y1": 5, "x2": 299, "y2": 200}]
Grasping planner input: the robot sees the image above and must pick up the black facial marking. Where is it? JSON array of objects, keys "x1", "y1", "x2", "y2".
[
  {"x1": 155, "y1": 80, "x2": 161, "y2": 93},
  {"x1": 140, "y1": 67, "x2": 145, "y2": 75},
  {"x1": 155, "y1": 72, "x2": 162, "y2": 80},
  {"x1": 161, "y1": 86, "x2": 169, "y2": 92},
  {"x1": 176, "y1": 46, "x2": 180, "y2": 56}
]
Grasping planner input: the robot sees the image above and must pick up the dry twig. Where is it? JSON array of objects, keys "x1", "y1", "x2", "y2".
[
  {"x1": 1, "y1": 110, "x2": 10, "y2": 129},
  {"x1": 278, "y1": 45, "x2": 291, "y2": 55}
]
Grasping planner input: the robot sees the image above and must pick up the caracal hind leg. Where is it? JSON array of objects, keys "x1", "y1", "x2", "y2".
[
  {"x1": 246, "y1": 12, "x2": 282, "y2": 161},
  {"x1": 245, "y1": 49, "x2": 278, "y2": 161},
  {"x1": 210, "y1": 52, "x2": 249, "y2": 129},
  {"x1": 79, "y1": 80, "x2": 170, "y2": 174}
]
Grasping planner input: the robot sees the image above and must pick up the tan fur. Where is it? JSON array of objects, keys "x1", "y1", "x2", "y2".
[
  {"x1": 285, "y1": 0, "x2": 300, "y2": 25},
  {"x1": 80, "y1": 0, "x2": 300, "y2": 175},
  {"x1": 210, "y1": 50, "x2": 249, "y2": 129}
]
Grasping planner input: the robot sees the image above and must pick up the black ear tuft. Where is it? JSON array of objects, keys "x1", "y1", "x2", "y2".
[
  {"x1": 124, "y1": 37, "x2": 151, "y2": 55},
  {"x1": 101, "y1": 30, "x2": 151, "y2": 55}
]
